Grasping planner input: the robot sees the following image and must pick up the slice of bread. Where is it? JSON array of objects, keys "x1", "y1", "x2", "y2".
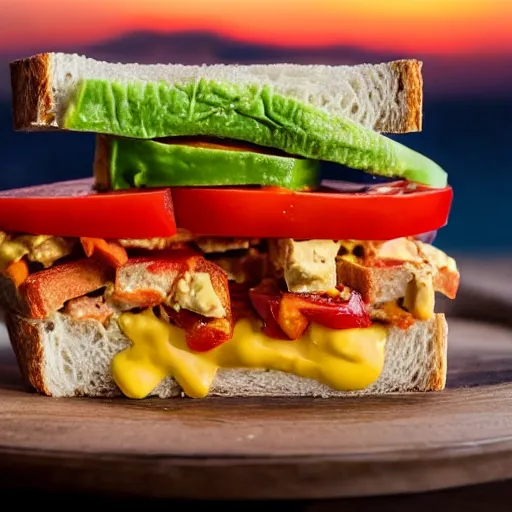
[
  {"x1": 0, "y1": 260, "x2": 111, "y2": 319},
  {"x1": 10, "y1": 53, "x2": 422, "y2": 135},
  {"x1": 337, "y1": 258, "x2": 414, "y2": 304},
  {"x1": 336, "y1": 258, "x2": 459, "y2": 304},
  {"x1": 6, "y1": 310, "x2": 447, "y2": 398}
]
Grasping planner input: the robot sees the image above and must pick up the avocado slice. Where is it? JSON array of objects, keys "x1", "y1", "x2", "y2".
[
  {"x1": 64, "y1": 78, "x2": 448, "y2": 188},
  {"x1": 108, "y1": 137, "x2": 320, "y2": 190}
]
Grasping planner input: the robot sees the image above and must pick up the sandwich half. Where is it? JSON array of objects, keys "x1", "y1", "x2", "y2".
[{"x1": 1, "y1": 53, "x2": 459, "y2": 399}]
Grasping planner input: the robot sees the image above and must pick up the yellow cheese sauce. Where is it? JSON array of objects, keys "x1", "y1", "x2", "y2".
[
  {"x1": 404, "y1": 272, "x2": 435, "y2": 320},
  {"x1": 112, "y1": 309, "x2": 387, "y2": 399}
]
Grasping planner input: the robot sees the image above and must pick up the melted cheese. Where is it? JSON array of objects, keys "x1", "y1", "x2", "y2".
[
  {"x1": 404, "y1": 272, "x2": 435, "y2": 320},
  {"x1": 113, "y1": 309, "x2": 387, "y2": 399}
]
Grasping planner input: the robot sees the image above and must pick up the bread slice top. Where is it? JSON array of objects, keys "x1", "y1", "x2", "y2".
[
  {"x1": 10, "y1": 52, "x2": 422, "y2": 134},
  {"x1": 6, "y1": 309, "x2": 447, "y2": 398}
]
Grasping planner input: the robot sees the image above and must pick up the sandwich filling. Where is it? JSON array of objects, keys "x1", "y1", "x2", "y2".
[{"x1": 0, "y1": 230, "x2": 459, "y2": 398}]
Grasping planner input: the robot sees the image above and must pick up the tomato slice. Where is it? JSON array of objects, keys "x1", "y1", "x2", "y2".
[
  {"x1": 171, "y1": 182, "x2": 453, "y2": 240},
  {"x1": 0, "y1": 178, "x2": 176, "y2": 239}
]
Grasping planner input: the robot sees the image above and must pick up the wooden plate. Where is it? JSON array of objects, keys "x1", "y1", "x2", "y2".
[{"x1": 1, "y1": 258, "x2": 512, "y2": 500}]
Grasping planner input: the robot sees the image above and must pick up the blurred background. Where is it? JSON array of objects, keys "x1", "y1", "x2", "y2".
[{"x1": 1, "y1": 0, "x2": 511, "y2": 255}]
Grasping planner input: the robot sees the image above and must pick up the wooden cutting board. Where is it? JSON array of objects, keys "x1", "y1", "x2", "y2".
[{"x1": 1, "y1": 257, "x2": 512, "y2": 500}]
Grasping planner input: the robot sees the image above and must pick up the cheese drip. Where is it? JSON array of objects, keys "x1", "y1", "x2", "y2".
[{"x1": 113, "y1": 309, "x2": 387, "y2": 399}]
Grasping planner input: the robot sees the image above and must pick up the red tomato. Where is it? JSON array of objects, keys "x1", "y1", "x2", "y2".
[
  {"x1": 171, "y1": 182, "x2": 453, "y2": 240},
  {"x1": 166, "y1": 307, "x2": 234, "y2": 352},
  {"x1": 0, "y1": 178, "x2": 176, "y2": 239},
  {"x1": 249, "y1": 282, "x2": 371, "y2": 340},
  {"x1": 248, "y1": 281, "x2": 290, "y2": 340},
  {"x1": 279, "y1": 292, "x2": 372, "y2": 339}
]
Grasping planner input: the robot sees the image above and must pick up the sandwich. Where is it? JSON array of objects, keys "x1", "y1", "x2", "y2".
[{"x1": 1, "y1": 53, "x2": 459, "y2": 399}]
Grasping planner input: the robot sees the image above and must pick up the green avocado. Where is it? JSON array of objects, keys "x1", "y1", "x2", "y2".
[
  {"x1": 109, "y1": 138, "x2": 320, "y2": 190},
  {"x1": 64, "y1": 78, "x2": 448, "y2": 188}
]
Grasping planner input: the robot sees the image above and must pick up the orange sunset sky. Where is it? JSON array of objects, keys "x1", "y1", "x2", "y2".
[{"x1": 3, "y1": 0, "x2": 512, "y2": 55}]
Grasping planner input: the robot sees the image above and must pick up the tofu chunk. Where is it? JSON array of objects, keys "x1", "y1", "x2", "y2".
[
  {"x1": 195, "y1": 238, "x2": 260, "y2": 254},
  {"x1": 270, "y1": 239, "x2": 341, "y2": 293},
  {"x1": 173, "y1": 271, "x2": 226, "y2": 318},
  {"x1": 113, "y1": 256, "x2": 228, "y2": 318}
]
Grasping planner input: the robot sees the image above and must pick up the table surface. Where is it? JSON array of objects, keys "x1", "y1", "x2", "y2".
[{"x1": 1, "y1": 256, "x2": 512, "y2": 501}]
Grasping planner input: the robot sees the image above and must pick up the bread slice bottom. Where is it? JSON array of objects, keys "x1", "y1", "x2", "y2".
[{"x1": 6, "y1": 311, "x2": 447, "y2": 398}]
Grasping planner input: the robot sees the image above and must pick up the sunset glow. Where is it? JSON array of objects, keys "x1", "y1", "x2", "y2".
[{"x1": 4, "y1": 0, "x2": 512, "y2": 55}]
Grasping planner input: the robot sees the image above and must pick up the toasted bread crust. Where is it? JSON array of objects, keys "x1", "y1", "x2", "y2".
[
  {"x1": 6, "y1": 311, "x2": 47, "y2": 395},
  {"x1": 10, "y1": 53, "x2": 53, "y2": 131},
  {"x1": 390, "y1": 59, "x2": 423, "y2": 132},
  {"x1": 337, "y1": 258, "x2": 413, "y2": 304},
  {"x1": 0, "y1": 260, "x2": 111, "y2": 319},
  {"x1": 428, "y1": 313, "x2": 448, "y2": 390},
  {"x1": 20, "y1": 259, "x2": 111, "y2": 318},
  {"x1": 337, "y1": 257, "x2": 458, "y2": 306},
  {"x1": 93, "y1": 135, "x2": 112, "y2": 190}
]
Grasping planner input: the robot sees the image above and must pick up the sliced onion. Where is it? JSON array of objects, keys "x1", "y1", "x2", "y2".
[
  {"x1": 320, "y1": 180, "x2": 370, "y2": 192},
  {"x1": 320, "y1": 179, "x2": 406, "y2": 194},
  {"x1": 415, "y1": 230, "x2": 438, "y2": 244}
]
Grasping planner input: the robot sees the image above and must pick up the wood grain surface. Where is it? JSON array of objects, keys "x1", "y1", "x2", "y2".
[{"x1": 1, "y1": 257, "x2": 512, "y2": 500}]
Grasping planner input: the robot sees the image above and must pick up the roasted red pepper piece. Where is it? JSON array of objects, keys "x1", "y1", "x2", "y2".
[
  {"x1": 80, "y1": 237, "x2": 129, "y2": 268},
  {"x1": 249, "y1": 280, "x2": 371, "y2": 340},
  {"x1": 248, "y1": 280, "x2": 289, "y2": 340},
  {"x1": 228, "y1": 282, "x2": 255, "y2": 323},
  {"x1": 166, "y1": 307, "x2": 234, "y2": 353},
  {"x1": 278, "y1": 291, "x2": 371, "y2": 339}
]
